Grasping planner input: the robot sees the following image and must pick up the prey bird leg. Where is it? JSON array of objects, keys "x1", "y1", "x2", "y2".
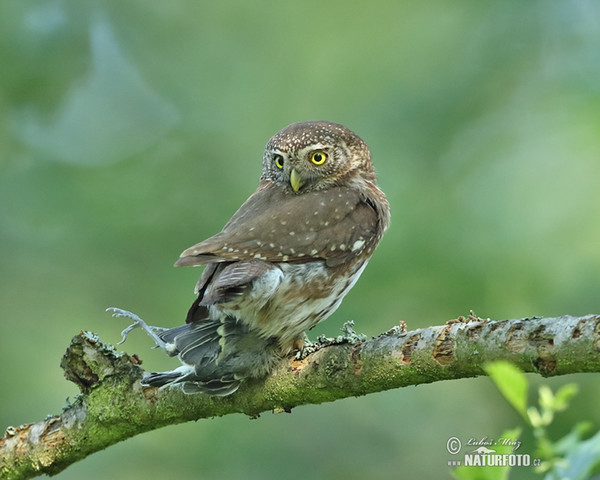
[{"x1": 107, "y1": 307, "x2": 169, "y2": 352}]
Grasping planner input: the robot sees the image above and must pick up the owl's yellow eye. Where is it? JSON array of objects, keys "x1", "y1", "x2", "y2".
[
  {"x1": 274, "y1": 154, "x2": 284, "y2": 169},
  {"x1": 311, "y1": 151, "x2": 327, "y2": 165}
]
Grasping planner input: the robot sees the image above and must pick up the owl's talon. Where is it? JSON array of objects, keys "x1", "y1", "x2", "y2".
[{"x1": 107, "y1": 307, "x2": 169, "y2": 352}]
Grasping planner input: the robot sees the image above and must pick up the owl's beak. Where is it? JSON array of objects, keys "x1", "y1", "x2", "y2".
[{"x1": 290, "y1": 168, "x2": 305, "y2": 192}]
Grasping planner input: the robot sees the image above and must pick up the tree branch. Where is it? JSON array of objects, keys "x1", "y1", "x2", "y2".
[{"x1": 2, "y1": 314, "x2": 600, "y2": 479}]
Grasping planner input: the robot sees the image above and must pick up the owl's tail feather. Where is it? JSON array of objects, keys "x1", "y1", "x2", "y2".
[{"x1": 140, "y1": 316, "x2": 280, "y2": 396}]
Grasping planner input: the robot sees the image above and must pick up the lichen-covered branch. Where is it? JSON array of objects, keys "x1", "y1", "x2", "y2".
[{"x1": 2, "y1": 314, "x2": 600, "y2": 479}]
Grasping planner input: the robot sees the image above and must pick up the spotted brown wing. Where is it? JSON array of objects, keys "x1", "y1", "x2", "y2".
[{"x1": 175, "y1": 184, "x2": 379, "y2": 268}]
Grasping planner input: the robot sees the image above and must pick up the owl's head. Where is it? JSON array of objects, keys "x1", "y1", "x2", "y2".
[{"x1": 261, "y1": 121, "x2": 376, "y2": 193}]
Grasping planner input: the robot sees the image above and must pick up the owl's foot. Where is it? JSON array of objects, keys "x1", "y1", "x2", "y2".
[{"x1": 107, "y1": 307, "x2": 169, "y2": 352}]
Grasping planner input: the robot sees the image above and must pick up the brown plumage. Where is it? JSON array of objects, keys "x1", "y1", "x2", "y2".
[{"x1": 124, "y1": 121, "x2": 390, "y2": 395}]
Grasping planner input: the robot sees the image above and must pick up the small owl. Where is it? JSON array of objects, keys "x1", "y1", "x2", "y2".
[{"x1": 117, "y1": 121, "x2": 390, "y2": 395}]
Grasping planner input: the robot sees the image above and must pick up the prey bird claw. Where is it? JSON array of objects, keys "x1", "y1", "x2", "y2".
[{"x1": 106, "y1": 307, "x2": 169, "y2": 352}]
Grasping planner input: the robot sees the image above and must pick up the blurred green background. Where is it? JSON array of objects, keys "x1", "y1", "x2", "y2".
[{"x1": 2, "y1": 1, "x2": 600, "y2": 478}]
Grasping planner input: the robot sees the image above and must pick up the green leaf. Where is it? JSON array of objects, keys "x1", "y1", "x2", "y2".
[
  {"x1": 552, "y1": 383, "x2": 579, "y2": 412},
  {"x1": 538, "y1": 385, "x2": 554, "y2": 413},
  {"x1": 531, "y1": 384, "x2": 579, "y2": 428},
  {"x1": 484, "y1": 361, "x2": 529, "y2": 420},
  {"x1": 527, "y1": 406, "x2": 546, "y2": 429}
]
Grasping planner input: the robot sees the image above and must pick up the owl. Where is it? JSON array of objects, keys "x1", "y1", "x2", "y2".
[{"x1": 116, "y1": 121, "x2": 390, "y2": 395}]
